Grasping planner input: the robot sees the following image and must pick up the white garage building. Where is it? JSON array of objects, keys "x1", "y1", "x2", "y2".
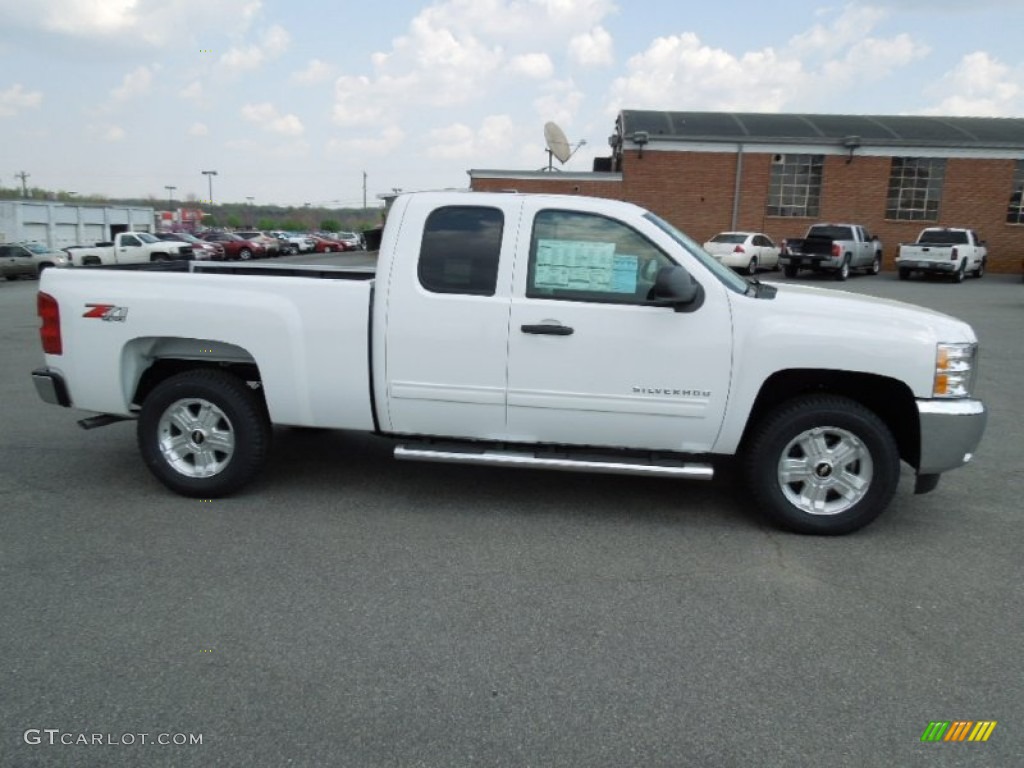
[{"x1": 0, "y1": 201, "x2": 156, "y2": 250}]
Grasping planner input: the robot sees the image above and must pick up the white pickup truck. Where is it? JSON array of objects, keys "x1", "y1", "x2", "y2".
[
  {"x1": 31, "y1": 192, "x2": 987, "y2": 535},
  {"x1": 896, "y1": 228, "x2": 987, "y2": 283},
  {"x1": 65, "y1": 231, "x2": 194, "y2": 267}
]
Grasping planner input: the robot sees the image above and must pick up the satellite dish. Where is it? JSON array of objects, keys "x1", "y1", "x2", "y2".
[{"x1": 544, "y1": 121, "x2": 572, "y2": 165}]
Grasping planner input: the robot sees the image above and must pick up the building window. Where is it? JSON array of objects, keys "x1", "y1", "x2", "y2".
[
  {"x1": 418, "y1": 206, "x2": 503, "y2": 296},
  {"x1": 766, "y1": 154, "x2": 823, "y2": 217},
  {"x1": 1007, "y1": 160, "x2": 1024, "y2": 224},
  {"x1": 886, "y1": 157, "x2": 946, "y2": 221}
]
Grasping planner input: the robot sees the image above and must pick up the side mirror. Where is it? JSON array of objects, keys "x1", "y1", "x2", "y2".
[{"x1": 648, "y1": 266, "x2": 703, "y2": 312}]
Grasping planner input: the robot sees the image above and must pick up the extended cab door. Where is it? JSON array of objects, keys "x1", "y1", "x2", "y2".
[
  {"x1": 504, "y1": 201, "x2": 733, "y2": 453},
  {"x1": 380, "y1": 197, "x2": 519, "y2": 440},
  {"x1": 116, "y1": 233, "x2": 143, "y2": 263}
]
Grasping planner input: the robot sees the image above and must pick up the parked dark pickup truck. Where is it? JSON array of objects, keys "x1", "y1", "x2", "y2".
[{"x1": 781, "y1": 223, "x2": 883, "y2": 281}]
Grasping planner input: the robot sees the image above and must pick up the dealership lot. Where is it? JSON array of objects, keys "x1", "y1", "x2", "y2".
[{"x1": 1, "y1": 268, "x2": 1021, "y2": 767}]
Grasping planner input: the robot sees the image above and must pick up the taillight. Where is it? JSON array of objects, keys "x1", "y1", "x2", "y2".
[
  {"x1": 951, "y1": 247, "x2": 959, "y2": 261},
  {"x1": 38, "y1": 291, "x2": 62, "y2": 355},
  {"x1": 832, "y1": 243, "x2": 842, "y2": 258},
  {"x1": 733, "y1": 245, "x2": 746, "y2": 253}
]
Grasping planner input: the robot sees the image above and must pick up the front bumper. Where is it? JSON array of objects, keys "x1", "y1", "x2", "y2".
[
  {"x1": 32, "y1": 367, "x2": 71, "y2": 407},
  {"x1": 916, "y1": 399, "x2": 986, "y2": 475}
]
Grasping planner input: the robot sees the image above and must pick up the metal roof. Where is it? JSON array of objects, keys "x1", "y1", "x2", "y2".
[{"x1": 618, "y1": 111, "x2": 1024, "y2": 149}]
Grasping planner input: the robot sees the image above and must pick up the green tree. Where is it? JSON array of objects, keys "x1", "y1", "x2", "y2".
[
  {"x1": 258, "y1": 218, "x2": 278, "y2": 231},
  {"x1": 320, "y1": 219, "x2": 340, "y2": 232},
  {"x1": 226, "y1": 214, "x2": 243, "y2": 229},
  {"x1": 281, "y1": 219, "x2": 304, "y2": 231},
  {"x1": 204, "y1": 215, "x2": 219, "y2": 228}
]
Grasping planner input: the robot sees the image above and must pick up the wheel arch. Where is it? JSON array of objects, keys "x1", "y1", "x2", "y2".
[
  {"x1": 124, "y1": 337, "x2": 263, "y2": 411},
  {"x1": 738, "y1": 368, "x2": 920, "y2": 469}
]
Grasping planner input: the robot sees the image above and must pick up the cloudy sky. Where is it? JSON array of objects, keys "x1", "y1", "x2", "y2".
[{"x1": 1, "y1": 0, "x2": 1022, "y2": 208}]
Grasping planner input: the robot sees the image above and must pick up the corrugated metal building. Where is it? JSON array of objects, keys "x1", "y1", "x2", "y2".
[
  {"x1": 470, "y1": 111, "x2": 1024, "y2": 274},
  {"x1": 0, "y1": 201, "x2": 155, "y2": 250}
]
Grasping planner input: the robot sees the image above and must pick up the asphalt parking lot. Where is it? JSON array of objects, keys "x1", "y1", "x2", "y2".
[{"x1": 1, "y1": 265, "x2": 1021, "y2": 767}]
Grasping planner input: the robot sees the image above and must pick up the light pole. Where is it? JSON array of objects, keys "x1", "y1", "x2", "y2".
[
  {"x1": 201, "y1": 170, "x2": 217, "y2": 206},
  {"x1": 246, "y1": 196, "x2": 254, "y2": 227},
  {"x1": 165, "y1": 185, "x2": 176, "y2": 208}
]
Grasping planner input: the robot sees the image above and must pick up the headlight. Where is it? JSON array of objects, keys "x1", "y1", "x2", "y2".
[{"x1": 933, "y1": 342, "x2": 978, "y2": 398}]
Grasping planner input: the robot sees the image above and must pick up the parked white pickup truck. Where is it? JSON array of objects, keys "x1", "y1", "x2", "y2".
[
  {"x1": 65, "y1": 231, "x2": 194, "y2": 267},
  {"x1": 896, "y1": 228, "x2": 987, "y2": 283},
  {"x1": 31, "y1": 192, "x2": 987, "y2": 535}
]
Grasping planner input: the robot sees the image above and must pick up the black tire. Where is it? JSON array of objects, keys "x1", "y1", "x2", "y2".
[
  {"x1": 744, "y1": 395, "x2": 900, "y2": 535},
  {"x1": 238, "y1": 248, "x2": 253, "y2": 261},
  {"x1": 137, "y1": 369, "x2": 271, "y2": 497},
  {"x1": 152, "y1": 253, "x2": 170, "y2": 262},
  {"x1": 898, "y1": 268, "x2": 910, "y2": 281},
  {"x1": 952, "y1": 261, "x2": 965, "y2": 283},
  {"x1": 973, "y1": 258, "x2": 985, "y2": 279},
  {"x1": 868, "y1": 253, "x2": 881, "y2": 275},
  {"x1": 835, "y1": 255, "x2": 850, "y2": 281},
  {"x1": 746, "y1": 257, "x2": 757, "y2": 276},
  {"x1": 783, "y1": 265, "x2": 798, "y2": 278}
]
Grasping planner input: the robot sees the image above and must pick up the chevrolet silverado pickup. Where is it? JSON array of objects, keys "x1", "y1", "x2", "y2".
[
  {"x1": 896, "y1": 227, "x2": 987, "y2": 282},
  {"x1": 31, "y1": 192, "x2": 986, "y2": 535},
  {"x1": 66, "y1": 231, "x2": 194, "y2": 267},
  {"x1": 780, "y1": 224, "x2": 883, "y2": 280}
]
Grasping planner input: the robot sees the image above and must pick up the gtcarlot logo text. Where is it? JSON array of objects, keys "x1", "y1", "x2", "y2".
[{"x1": 24, "y1": 729, "x2": 203, "y2": 747}]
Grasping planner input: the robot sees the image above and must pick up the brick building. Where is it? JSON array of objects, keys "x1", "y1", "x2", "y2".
[{"x1": 470, "y1": 110, "x2": 1024, "y2": 274}]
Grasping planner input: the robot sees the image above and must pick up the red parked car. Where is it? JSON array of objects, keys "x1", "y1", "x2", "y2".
[
  {"x1": 308, "y1": 235, "x2": 344, "y2": 253},
  {"x1": 199, "y1": 231, "x2": 267, "y2": 260}
]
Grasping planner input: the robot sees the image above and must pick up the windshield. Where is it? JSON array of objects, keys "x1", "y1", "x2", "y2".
[
  {"x1": 136, "y1": 233, "x2": 159, "y2": 243},
  {"x1": 644, "y1": 213, "x2": 750, "y2": 295},
  {"x1": 21, "y1": 242, "x2": 50, "y2": 254}
]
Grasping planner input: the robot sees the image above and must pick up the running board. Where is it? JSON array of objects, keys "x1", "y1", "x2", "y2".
[{"x1": 394, "y1": 446, "x2": 714, "y2": 480}]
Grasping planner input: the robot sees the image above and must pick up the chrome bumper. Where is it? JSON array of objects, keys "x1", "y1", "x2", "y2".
[
  {"x1": 917, "y1": 399, "x2": 986, "y2": 475},
  {"x1": 32, "y1": 367, "x2": 71, "y2": 407}
]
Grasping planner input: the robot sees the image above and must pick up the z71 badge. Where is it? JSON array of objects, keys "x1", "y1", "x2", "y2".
[{"x1": 83, "y1": 303, "x2": 129, "y2": 322}]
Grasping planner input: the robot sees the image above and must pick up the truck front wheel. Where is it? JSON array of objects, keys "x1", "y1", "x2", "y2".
[
  {"x1": 744, "y1": 395, "x2": 900, "y2": 535},
  {"x1": 137, "y1": 370, "x2": 270, "y2": 497}
]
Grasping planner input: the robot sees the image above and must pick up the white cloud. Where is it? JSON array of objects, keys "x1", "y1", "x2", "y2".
[
  {"x1": 331, "y1": 0, "x2": 618, "y2": 128},
  {"x1": 327, "y1": 126, "x2": 405, "y2": 157},
  {"x1": 219, "y1": 24, "x2": 291, "y2": 75},
  {"x1": 291, "y1": 59, "x2": 334, "y2": 85},
  {"x1": 0, "y1": 0, "x2": 261, "y2": 47},
  {"x1": 0, "y1": 83, "x2": 43, "y2": 117},
  {"x1": 568, "y1": 26, "x2": 613, "y2": 67},
  {"x1": 922, "y1": 52, "x2": 1024, "y2": 116},
  {"x1": 179, "y1": 81, "x2": 203, "y2": 103},
  {"x1": 111, "y1": 65, "x2": 154, "y2": 101},
  {"x1": 605, "y1": 6, "x2": 929, "y2": 114},
  {"x1": 506, "y1": 53, "x2": 554, "y2": 79},
  {"x1": 241, "y1": 102, "x2": 305, "y2": 136},
  {"x1": 533, "y1": 80, "x2": 585, "y2": 129},
  {"x1": 189, "y1": 122, "x2": 209, "y2": 136},
  {"x1": 86, "y1": 123, "x2": 126, "y2": 142},
  {"x1": 105, "y1": 125, "x2": 126, "y2": 141},
  {"x1": 427, "y1": 115, "x2": 517, "y2": 160}
]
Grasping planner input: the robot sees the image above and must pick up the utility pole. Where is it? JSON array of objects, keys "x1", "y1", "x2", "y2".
[
  {"x1": 363, "y1": 171, "x2": 367, "y2": 210},
  {"x1": 246, "y1": 196, "x2": 254, "y2": 227},
  {"x1": 16, "y1": 171, "x2": 30, "y2": 198}
]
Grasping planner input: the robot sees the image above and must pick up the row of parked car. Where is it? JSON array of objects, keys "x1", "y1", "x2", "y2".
[
  {"x1": 703, "y1": 224, "x2": 989, "y2": 283},
  {"x1": 157, "y1": 229, "x2": 364, "y2": 261}
]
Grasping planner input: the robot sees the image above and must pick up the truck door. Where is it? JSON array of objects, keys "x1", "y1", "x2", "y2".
[
  {"x1": 505, "y1": 202, "x2": 732, "y2": 453},
  {"x1": 118, "y1": 233, "x2": 142, "y2": 263},
  {"x1": 381, "y1": 200, "x2": 518, "y2": 440}
]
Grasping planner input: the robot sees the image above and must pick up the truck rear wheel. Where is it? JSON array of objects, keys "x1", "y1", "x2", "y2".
[
  {"x1": 137, "y1": 369, "x2": 270, "y2": 497},
  {"x1": 835, "y1": 255, "x2": 850, "y2": 281},
  {"x1": 868, "y1": 253, "x2": 881, "y2": 275},
  {"x1": 898, "y1": 268, "x2": 910, "y2": 281},
  {"x1": 783, "y1": 265, "x2": 798, "y2": 278},
  {"x1": 952, "y1": 261, "x2": 966, "y2": 283},
  {"x1": 973, "y1": 258, "x2": 985, "y2": 278},
  {"x1": 744, "y1": 395, "x2": 899, "y2": 535}
]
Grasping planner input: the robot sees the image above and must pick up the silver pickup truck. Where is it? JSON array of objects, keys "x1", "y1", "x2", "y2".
[{"x1": 781, "y1": 223, "x2": 883, "y2": 281}]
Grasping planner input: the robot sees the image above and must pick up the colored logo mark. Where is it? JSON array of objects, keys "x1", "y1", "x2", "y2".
[{"x1": 921, "y1": 721, "x2": 997, "y2": 742}]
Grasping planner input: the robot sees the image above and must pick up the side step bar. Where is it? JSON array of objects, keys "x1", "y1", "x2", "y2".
[{"x1": 394, "y1": 446, "x2": 714, "y2": 480}]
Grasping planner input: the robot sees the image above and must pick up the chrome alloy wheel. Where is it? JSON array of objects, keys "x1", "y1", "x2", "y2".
[
  {"x1": 157, "y1": 398, "x2": 236, "y2": 478},
  {"x1": 776, "y1": 426, "x2": 873, "y2": 516}
]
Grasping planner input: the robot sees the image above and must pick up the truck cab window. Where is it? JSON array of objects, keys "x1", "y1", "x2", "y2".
[
  {"x1": 121, "y1": 235, "x2": 141, "y2": 247},
  {"x1": 418, "y1": 206, "x2": 503, "y2": 296},
  {"x1": 526, "y1": 209, "x2": 674, "y2": 304}
]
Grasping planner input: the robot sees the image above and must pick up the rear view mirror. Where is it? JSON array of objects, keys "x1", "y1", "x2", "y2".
[{"x1": 649, "y1": 266, "x2": 703, "y2": 312}]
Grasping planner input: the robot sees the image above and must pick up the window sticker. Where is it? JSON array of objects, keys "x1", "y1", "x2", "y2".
[{"x1": 535, "y1": 239, "x2": 637, "y2": 293}]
